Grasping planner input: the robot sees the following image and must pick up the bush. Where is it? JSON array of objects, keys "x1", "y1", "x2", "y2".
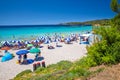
[
  {"x1": 111, "y1": 42, "x2": 120, "y2": 63},
  {"x1": 74, "y1": 56, "x2": 97, "y2": 68},
  {"x1": 66, "y1": 66, "x2": 91, "y2": 80},
  {"x1": 87, "y1": 24, "x2": 120, "y2": 65},
  {"x1": 35, "y1": 67, "x2": 45, "y2": 73},
  {"x1": 47, "y1": 60, "x2": 73, "y2": 71},
  {"x1": 14, "y1": 69, "x2": 32, "y2": 80}
]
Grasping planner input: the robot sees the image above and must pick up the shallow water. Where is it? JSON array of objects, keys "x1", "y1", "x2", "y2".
[{"x1": 0, "y1": 25, "x2": 92, "y2": 41}]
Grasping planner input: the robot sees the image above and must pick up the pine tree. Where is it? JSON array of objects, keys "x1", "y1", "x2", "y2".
[{"x1": 111, "y1": 0, "x2": 120, "y2": 13}]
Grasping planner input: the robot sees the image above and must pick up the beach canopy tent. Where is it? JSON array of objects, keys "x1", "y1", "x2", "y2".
[
  {"x1": 16, "y1": 50, "x2": 29, "y2": 55},
  {"x1": 1, "y1": 46, "x2": 10, "y2": 50},
  {"x1": 80, "y1": 33, "x2": 92, "y2": 37},
  {"x1": 80, "y1": 33, "x2": 92, "y2": 44},
  {"x1": 30, "y1": 48, "x2": 40, "y2": 54},
  {"x1": 1, "y1": 52, "x2": 13, "y2": 62}
]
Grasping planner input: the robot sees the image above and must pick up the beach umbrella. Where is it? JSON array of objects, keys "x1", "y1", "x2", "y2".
[
  {"x1": 12, "y1": 40, "x2": 16, "y2": 43},
  {"x1": 1, "y1": 41, "x2": 5, "y2": 44},
  {"x1": 27, "y1": 44, "x2": 33, "y2": 47},
  {"x1": 16, "y1": 50, "x2": 29, "y2": 55},
  {"x1": 30, "y1": 48, "x2": 40, "y2": 54},
  {"x1": 1, "y1": 46, "x2": 10, "y2": 50},
  {"x1": 25, "y1": 41, "x2": 30, "y2": 44},
  {"x1": 34, "y1": 40, "x2": 39, "y2": 43}
]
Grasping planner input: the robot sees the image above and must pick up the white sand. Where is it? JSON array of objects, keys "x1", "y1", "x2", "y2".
[{"x1": 0, "y1": 42, "x2": 87, "y2": 80}]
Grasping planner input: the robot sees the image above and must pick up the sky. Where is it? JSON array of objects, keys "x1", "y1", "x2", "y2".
[{"x1": 0, "y1": 0, "x2": 116, "y2": 25}]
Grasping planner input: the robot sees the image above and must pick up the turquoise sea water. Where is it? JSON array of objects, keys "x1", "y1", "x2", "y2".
[{"x1": 0, "y1": 25, "x2": 92, "y2": 41}]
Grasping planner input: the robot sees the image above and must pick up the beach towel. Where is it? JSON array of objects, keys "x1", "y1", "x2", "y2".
[{"x1": 1, "y1": 52, "x2": 13, "y2": 62}]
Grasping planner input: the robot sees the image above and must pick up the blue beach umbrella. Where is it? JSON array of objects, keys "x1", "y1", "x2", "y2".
[{"x1": 16, "y1": 50, "x2": 29, "y2": 55}]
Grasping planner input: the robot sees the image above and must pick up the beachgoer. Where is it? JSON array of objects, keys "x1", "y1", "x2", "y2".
[
  {"x1": 23, "y1": 54, "x2": 27, "y2": 64},
  {"x1": 35, "y1": 52, "x2": 41, "y2": 61},
  {"x1": 48, "y1": 45, "x2": 55, "y2": 49},
  {"x1": 4, "y1": 50, "x2": 8, "y2": 53},
  {"x1": 18, "y1": 55, "x2": 22, "y2": 64},
  {"x1": 56, "y1": 42, "x2": 62, "y2": 47}
]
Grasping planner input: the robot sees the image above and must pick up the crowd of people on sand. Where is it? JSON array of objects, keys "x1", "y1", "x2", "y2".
[
  {"x1": 0, "y1": 32, "x2": 93, "y2": 64},
  {"x1": 0, "y1": 32, "x2": 92, "y2": 50},
  {"x1": 0, "y1": 47, "x2": 42, "y2": 64}
]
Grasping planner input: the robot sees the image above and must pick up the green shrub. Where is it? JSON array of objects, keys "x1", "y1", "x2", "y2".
[
  {"x1": 111, "y1": 42, "x2": 120, "y2": 63},
  {"x1": 74, "y1": 56, "x2": 97, "y2": 68},
  {"x1": 87, "y1": 25, "x2": 120, "y2": 65},
  {"x1": 84, "y1": 56, "x2": 97, "y2": 67},
  {"x1": 68, "y1": 66, "x2": 91, "y2": 78},
  {"x1": 59, "y1": 72, "x2": 79, "y2": 80},
  {"x1": 30, "y1": 73, "x2": 52, "y2": 80},
  {"x1": 101, "y1": 55, "x2": 115, "y2": 64},
  {"x1": 14, "y1": 69, "x2": 32, "y2": 80},
  {"x1": 35, "y1": 67, "x2": 45, "y2": 73},
  {"x1": 47, "y1": 60, "x2": 73, "y2": 71}
]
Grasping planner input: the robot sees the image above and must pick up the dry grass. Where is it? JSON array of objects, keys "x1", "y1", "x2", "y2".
[{"x1": 88, "y1": 63, "x2": 120, "y2": 80}]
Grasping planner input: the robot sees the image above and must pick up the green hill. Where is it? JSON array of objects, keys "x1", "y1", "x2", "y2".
[{"x1": 60, "y1": 19, "x2": 110, "y2": 26}]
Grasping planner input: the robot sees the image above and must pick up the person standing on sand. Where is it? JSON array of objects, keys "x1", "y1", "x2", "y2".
[
  {"x1": 4, "y1": 50, "x2": 8, "y2": 53},
  {"x1": 18, "y1": 55, "x2": 22, "y2": 64},
  {"x1": 23, "y1": 54, "x2": 27, "y2": 64}
]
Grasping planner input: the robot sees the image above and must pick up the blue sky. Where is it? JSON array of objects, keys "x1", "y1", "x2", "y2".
[{"x1": 0, "y1": 0, "x2": 116, "y2": 25}]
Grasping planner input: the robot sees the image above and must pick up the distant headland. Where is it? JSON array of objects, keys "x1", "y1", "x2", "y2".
[{"x1": 59, "y1": 19, "x2": 110, "y2": 26}]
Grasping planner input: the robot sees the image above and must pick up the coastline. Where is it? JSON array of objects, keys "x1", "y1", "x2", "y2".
[{"x1": 0, "y1": 25, "x2": 92, "y2": 41}]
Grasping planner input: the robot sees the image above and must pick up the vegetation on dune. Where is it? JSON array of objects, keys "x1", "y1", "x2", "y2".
[
  {"x1": 14, "y1": 60, "x2": 99, "y2": 80},
  {"x1": 13, "y1": 0, "x2": 120, "y2": 80},
  {"x1": 87, "y1": 0, "x2": 120, "y2": 65}
]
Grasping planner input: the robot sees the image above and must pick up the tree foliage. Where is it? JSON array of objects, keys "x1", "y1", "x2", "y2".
[
  {"x1": 111, "y1": 0, "x2": 119, "y2": 13},
  {"x1": 111, "y1": 13, "x2": 120, "y2": 30},
  {"x1": 87, "y1": 0, "x2": 120, "y2": 65}
]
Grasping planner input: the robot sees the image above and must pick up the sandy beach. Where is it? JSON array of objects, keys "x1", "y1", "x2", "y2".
[{"x1": 0, "y1": 42, "x2": 87, "y2": 80}]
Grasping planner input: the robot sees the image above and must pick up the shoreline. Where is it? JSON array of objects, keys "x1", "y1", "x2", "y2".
[
  {"x1": 0, "y1": 31, "x2": 91, "y2": 41},
  {"x1": 0, "y1": 25, "x2": 92, "y2": 41}
]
